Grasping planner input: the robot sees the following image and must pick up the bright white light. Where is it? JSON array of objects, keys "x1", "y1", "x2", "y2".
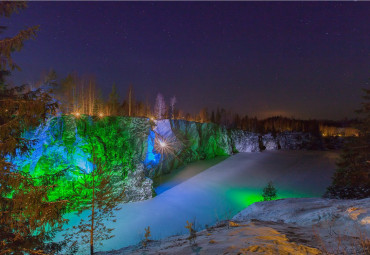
[
  {"x1": 74, "y1": 112, "x2": 80, "y2": 117},
  {"x1": 159, "y1": 141, "x2": 166, "y2": 148},
  {"x1": 98, "y1": 113, "x2": 104, "y2": 118}
]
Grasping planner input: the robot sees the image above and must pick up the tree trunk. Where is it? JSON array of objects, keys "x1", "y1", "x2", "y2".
[
  {"x1": 90, "y1": 172, "x2": 95, "y2": 255},
  {"x1": 128, "y1": 86, "x2": 132, "y2": 117}
]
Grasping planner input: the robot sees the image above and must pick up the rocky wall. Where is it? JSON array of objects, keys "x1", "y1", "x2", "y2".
[{"x1": 10, "y1": 116, "x2": 329, "y2": 203}]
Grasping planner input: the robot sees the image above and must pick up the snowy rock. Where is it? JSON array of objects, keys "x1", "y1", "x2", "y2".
[
  {"x1": 277, "y1": 132, "x2": 314, "y2": 150},
  {"x1": 233, "y1": 197, "x2": 370, "y2": 237},
  {"x1": 123, "y1": 163, "x2": 153, "y2": 202},
  {"x1": 10, "y1": 116, "x2": 333, "y2": 205},
  {"x1": 231, "y1": 130, "x2": 320, "y2": 152},
  {"x1": 263, "y1": 133, "x2": 278, "y2": 150},
  {"x1": 231, "y1": 130, "x2": 260, "y2": 152},
  {"x1": 97, "y1": 197, "x2": 370, "y2": 255}
]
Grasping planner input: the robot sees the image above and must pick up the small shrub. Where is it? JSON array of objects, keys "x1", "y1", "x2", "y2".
[
  {"x1": 262, "y1": 181, "x2": 278, "y2": 201},
  {"x1": 142, "y1": 226, "x2": 151, "y2": 248},
  {"x1": 185, "y1": 220, "x2": 196, "y2": 245}
]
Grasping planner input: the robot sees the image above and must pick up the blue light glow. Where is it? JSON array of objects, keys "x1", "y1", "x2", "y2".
[{"x1": 144, "y1": 130, "x2": 161, "y2": 168}]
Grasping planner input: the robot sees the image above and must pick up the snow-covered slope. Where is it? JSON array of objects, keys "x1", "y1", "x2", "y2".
[
  {"x1": 98, "y1": 197, "x2": 369, "y2": 255},
  {"x1": 99, "y1": 220, "x2": 323, "y2": 255},
  {"x1": 233, "y1": 198, "x2": 370, "y2": 236},
  {"x1": 58, "y1": 151, "x2": 338, "y2": 253}
]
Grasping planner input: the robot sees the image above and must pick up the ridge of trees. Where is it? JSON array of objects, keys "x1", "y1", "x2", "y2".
[{"x1": 30, "y1": 69, "x2": 359, "y2": 137}]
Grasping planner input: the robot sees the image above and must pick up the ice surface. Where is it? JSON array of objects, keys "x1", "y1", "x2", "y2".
[
  {"x1": 58, "y1": 150, "x2": 338, "y2": 253},
  {"x1": 153, "y1": 156, "x2": 229, "y2": 194}
]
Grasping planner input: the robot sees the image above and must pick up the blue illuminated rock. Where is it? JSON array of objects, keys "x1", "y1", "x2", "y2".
[{"x1": 9, "y1": 116, "x2": 322, "y2": 203}]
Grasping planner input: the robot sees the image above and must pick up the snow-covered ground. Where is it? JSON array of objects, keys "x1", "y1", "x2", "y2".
[
  {"x1": 233, "y1": 197, "x2": 370, "y2": 233},
  {"x1": 60, "y1": 151, "x2": 338, "y2": 253},
  {"x1": 99, "y1": 197, "x2": 369, "y2": 255}
]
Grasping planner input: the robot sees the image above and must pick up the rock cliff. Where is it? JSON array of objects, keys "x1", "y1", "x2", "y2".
[{"x1": 10, "y1": 116, "x2": 329, "y2": 203}]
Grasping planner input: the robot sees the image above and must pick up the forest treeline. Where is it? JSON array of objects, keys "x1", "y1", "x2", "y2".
[{"x1": 33, "y1": 70, "x2": 358, "y2": 137}]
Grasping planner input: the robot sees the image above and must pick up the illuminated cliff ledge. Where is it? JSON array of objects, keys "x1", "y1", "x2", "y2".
[
  {"x1": 8, "y1": 116, "x2": 329, "y2": 205},
  {"x1": 8, "y1": 116, "x2": 233, "y2": 203}
]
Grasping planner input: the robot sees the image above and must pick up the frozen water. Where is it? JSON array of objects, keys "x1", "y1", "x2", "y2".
[{"x1": 58, "y1": 150, "x2": 338, "y2": 253}]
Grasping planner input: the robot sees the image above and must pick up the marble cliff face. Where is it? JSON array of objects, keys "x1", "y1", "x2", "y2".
[{"x1": 10, "y1": 116, "x2": 329, "y2": 202}]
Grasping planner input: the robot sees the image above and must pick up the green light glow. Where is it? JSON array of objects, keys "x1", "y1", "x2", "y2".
[
  {"x1": 225, "y1": 188, "x2": 313, "y2": 213},
  {"x1": 11, "y1": 116, "x2": 314, "y2": 214},
  {"x1": 226, "y1": 188, "x2": 264, "y2": 208},
  {"x1": 11, "y1": 115, "x2": 152, "y2": 208}
]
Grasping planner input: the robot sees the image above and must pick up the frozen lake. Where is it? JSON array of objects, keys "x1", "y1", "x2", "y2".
[
  {"x1": 62, "y1": 150, "x2": 338, "y2": 253},
  {"x1": 153, "y1": 156, "x2": 229, "y2": 195}
]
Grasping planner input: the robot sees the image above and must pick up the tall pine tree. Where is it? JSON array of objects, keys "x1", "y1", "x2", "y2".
[
  {"x1": 325, "y1": 88, "x2": 370, "y2": 199},
  {"x1": 0, "y1": 2, "x2": 68, "y2": 253},
  {"x1": 64, "y1": 140, "x2": 125, "y2": 255},
  {"x1": 107, "y1": 83, "x2": 119, "y2": 116}
]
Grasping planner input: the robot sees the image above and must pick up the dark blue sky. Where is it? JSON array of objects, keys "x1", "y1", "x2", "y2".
[{"x1": 4, "y1": 1, "x2": 370, "y2": 119}]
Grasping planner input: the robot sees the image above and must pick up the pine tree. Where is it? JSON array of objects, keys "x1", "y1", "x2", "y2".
[
  {"x1": 215, "y1": 107, "x2": 221, "y2": 124},
  {"x1": 65, "y1": 142, "x2": 125, "y2": 255},
  {"x1": 325, "y1": 88, "x2": 370, "y2": 199},
  {"x1": 57, "y1": 76, "x2": 74, "y2": 114},
  {"x1": 198, "y1": 108, "x2": 209, "y2": 123},
  {"x1": 262, "y1": 181, "x2": 278, "y2": 201},
  {"x1": 0, "y1": 2, "x2": 38, "y2": 73},
  {"x1": 39, "y1": 69, "x2": 58, "y2": 93},
  {"x1": 0, "y1": 2, "x2": 67, "y2": 253},
  {"x1": 210, "y1": 111, "x2": 215, "y2": 123},
  {"x1": 107, "y1": 83, "x2": 119, "y2": 116},
  {"x1": 127, "y1": 84, "x2": 134, "y2": 117}
]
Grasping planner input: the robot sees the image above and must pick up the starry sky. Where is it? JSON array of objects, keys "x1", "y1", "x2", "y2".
[{"x1": 3, "y1": 1, "x2": 370, "y2": 120}]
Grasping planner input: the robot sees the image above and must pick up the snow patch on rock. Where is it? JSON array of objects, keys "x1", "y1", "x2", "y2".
[
  {"x1": 231, "y1": 130, "x2": 260, "y2": 152},
  {"x1": 231, "y1": 130, "x2": 319, "y2": 152},
  {"x1": 233, "y1": 197, "x2": 370, "y2": 237},
  {"x1": 123, "y1": 163, "x2": 153, "y2": 202}
]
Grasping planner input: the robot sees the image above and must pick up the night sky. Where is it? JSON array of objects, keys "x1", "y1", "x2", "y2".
[{"x1": 4, "y1": 1, "x2": 370, "y2": 120}]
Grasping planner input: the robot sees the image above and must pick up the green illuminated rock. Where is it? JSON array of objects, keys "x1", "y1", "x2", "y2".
[{"x1": 10, "y1": 116, "x2": 318, "y2": 204}]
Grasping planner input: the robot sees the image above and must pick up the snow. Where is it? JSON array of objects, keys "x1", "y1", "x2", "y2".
[
  {"x1": 98, "y1": 197, "x2": 369, "y2": 255},
  {"x1": 99, "y1": 220, "x2": 322, "y2": 255},
  {"x1": 233, "y1": 197, "x2": 370, "y2": 235},
  {"x1": 59, "y1": 151, "x2": 338, "y2": 253},
  {"x1": 231, "y1": 197, "x2": 370, "y2": 254}
]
